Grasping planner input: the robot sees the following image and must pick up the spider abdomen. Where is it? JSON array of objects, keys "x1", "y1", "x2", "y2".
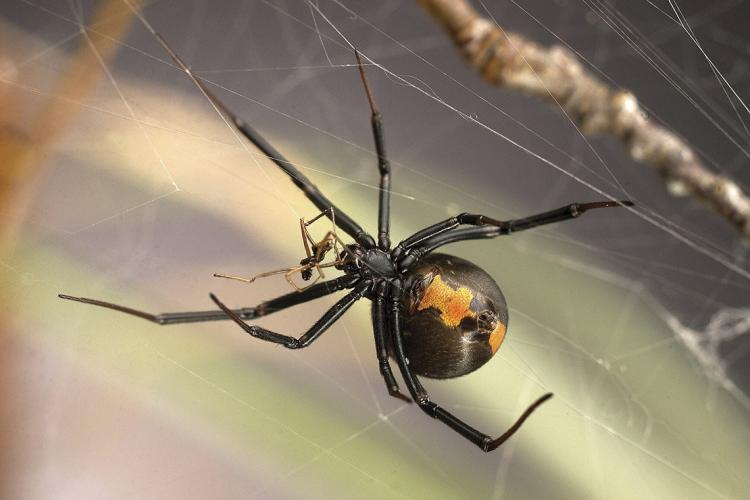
[{"x1": 399, "y1": 253, "x2": 508, "y2": 379}]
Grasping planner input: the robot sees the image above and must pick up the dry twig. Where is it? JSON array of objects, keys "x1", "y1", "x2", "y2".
[{"x1": 418, "y1": 0, "x2": 750, "y2": 241}]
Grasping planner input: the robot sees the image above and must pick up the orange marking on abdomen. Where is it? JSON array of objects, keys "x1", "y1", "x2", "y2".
[
  {"x1": 488, "y1": 322, "x2": 506, "y2": 353},
  {"x1": 417, "y1": 274, "x2": 475, "y2": 327}
]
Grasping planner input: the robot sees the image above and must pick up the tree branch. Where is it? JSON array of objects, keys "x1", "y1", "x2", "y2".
[{"x1": 418, "y1": 0, "x2": 750, "y2": 241}]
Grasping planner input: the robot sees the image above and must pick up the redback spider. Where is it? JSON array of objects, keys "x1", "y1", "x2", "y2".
[{"x1": 60, "y1": 16, "x2": 633, "y2": 452}]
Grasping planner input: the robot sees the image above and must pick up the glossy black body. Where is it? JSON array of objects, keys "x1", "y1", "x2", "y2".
[
  {"x1": 400, "y1": 253, "x2": 508, "y2": 379},
  {"x1": 58, "y1": 27, "x2": 632, "y2": 452}
]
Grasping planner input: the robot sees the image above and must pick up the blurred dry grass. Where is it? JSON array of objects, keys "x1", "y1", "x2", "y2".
[
  {"x1": 0, "y1": 6, "x2": 139, "y2": 498},
  {"x1": 0, "y1": 0, "x2": 141, "y2": 249}
]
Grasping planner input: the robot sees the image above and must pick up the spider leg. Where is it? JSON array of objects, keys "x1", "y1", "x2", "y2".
[
  {"x1": 143, "y1": 26, "x2": 375, "y2": 248},
  {"x1": 58, "y1": 274, "x2": 359, "y2": 325},
  {"x1": 391, "y1": 212, "x2": 495, "y2": 261},
  {"x1": 356, "y1": 51, "x2": 391, "y2": 251},
  {"x1": 397, "y1": 200, "x2": 633, "y2": 270},
  {"x1": 387, "y1": 281, "x2": 551, "y2": 452},
  {"x1": 371, "y1": 285, "x2": 411, "y2": 403},
  {"x1": 210, "y1": 280, "x2": 370, "y2": 349}
]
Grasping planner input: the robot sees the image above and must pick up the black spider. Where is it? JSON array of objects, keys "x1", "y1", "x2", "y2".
[{"x1": 59, "y1": 28, "x2": 633, "y2": 452}]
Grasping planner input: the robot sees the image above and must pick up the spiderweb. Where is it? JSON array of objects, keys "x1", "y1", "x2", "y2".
[{"x1": 1, "y1": 0, "x2": 749, "y2": 498}]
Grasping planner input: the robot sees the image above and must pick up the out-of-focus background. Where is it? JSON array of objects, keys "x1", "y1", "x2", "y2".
[{"x1": 1, "y1": 1, "x2": 749, "y2": 498}]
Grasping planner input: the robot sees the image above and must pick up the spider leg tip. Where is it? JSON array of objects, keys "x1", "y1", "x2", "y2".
[
  {"x1": 389, "y1": 389, "x2": 412, "y2": 403},
  {"x1": 579, "y1": 200, "x2": 635, "y2": 213}
]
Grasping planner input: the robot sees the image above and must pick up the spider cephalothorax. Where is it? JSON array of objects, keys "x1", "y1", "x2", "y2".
[{"x1": 59, "y1": 30, "x2": 633, "y2": 452}]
